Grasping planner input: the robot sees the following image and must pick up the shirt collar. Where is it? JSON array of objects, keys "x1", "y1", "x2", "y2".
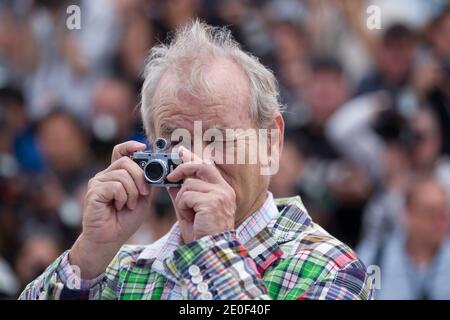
[
  {"x1": 236, "y1": 191, "x2": 278, "y2": 244},
  {"x1": 137, "y1": 191, "x2": 279, "y2": 264}
]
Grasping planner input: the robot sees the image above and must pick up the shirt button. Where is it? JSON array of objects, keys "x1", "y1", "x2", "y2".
[
  {"x1": 192, "y1": 275, "x2": 203, "y2": 284},
  {"x1": 201, "y1": 292, "x2": 213, "y2": 300},
  {"x1": 188, "y1": 265, "x2": 200, "y2": 276},
  {"x1": 197, "y1": 282, "x2": 208, "y2": 293}
]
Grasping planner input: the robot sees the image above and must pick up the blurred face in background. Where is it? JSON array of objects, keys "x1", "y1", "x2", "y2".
[
  {"x1": 117, "y1": 0, "x2": 154, "y2": 79},
  {"x1": 409, "y1": 110, "x2": 442, "y2": 170},
  {"x1": 304, "y1": 69, "x2": 349, "y2": 128},
  {"x1": 217, "y1": 0, "x2": 248, "y2": 25},
  {"x1": 163, "y1": 0, "x2": 200, "y2": 29},
  {"x1": 271, "y1": 22, "x2": 308, "y2": 64},
  {"x1": 278, "y1": 59, "x2": 310, "y2": 93},
  {"x1": 14, "y1": 235, "x2": 60, "y2": 287},
  {"x1": 382, "y1": 142, "x2": 411, "y2": 191},
  {"x1": 429, "y1": 10, "x2": 450, "y2": 59},
  {"x1": 37, "y1": 112, "x2": 88, "y2": 174},
  {"x1": 0, "y1": 91, "x2": 27, "y2": 136},
  {"x1": 379, "y1": 34, "x2": 416, "y2": 85},
  {"x1": 406, "y1": 179, "x2": 449, "y2": 249},
  {"x1": 92, "y1": 79, "x2": 135, "y2": 142}
]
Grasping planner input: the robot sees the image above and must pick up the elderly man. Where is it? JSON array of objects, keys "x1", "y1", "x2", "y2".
[{"x1": 20, "y1": 21, "x2": 373, "y2": 300}]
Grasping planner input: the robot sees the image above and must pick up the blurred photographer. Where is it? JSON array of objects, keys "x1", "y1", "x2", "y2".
[
  {"x1": 327, "y1": 91, "x2": 450, "y2": 249},
  {"x1": 358, "y1": 175, "x2": 450, "y2": 299},
  {"x1": 421, "y1": 6, "x2": 450, "y2": 155}
]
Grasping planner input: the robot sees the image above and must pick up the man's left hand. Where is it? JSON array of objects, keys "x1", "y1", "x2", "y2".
[{"x1": 167, "y1": 146, "x2": 236, "y2": 244}]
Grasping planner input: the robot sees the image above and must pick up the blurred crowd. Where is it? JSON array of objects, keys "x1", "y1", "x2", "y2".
[{"x1": 0, "y1": 0, "x2": 450, "y2": 299}]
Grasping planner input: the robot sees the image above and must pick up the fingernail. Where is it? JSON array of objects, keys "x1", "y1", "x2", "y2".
[{"x1": 142, "y1": 186, "x2": 150, "y2": 195}]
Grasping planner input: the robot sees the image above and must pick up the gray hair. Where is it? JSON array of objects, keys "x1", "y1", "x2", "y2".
[{"x1": 140, "y1": 20, "x2": 282, "y2": 138}]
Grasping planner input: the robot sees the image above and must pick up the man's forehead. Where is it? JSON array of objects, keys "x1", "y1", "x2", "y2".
[
  {"x1": 152, "y1": 56, "x2": 250, "y2": 106},
  {"x1": 151, "y1": 58, "x2": 253, "y2": 137}
]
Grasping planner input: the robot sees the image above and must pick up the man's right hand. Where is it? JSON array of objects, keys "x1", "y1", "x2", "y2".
[{"x1": 69, "y1": 141, "x2": 152, "y2": 280}]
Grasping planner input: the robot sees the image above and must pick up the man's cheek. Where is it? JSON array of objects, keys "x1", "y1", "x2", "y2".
[{"x1": 217, "y1": 165, "x2": 239, "y2": 190}]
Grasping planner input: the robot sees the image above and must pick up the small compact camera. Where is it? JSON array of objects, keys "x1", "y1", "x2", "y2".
[{"x1": 131, "y1": 138, "x2": 182, "y2": 187}]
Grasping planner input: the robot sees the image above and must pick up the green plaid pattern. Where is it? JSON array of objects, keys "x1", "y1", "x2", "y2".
[{"x1": 19, "y1": 196, "x2": 375, "y2": 300}]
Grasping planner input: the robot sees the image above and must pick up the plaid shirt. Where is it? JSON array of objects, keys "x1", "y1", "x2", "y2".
[{"x1": 19, "y1": 194, "x2": 375, "y2": 300}]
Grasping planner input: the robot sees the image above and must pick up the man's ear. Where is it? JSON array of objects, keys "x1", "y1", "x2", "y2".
[
  {"x1": 261, "y1": 113, "x2": 284, "y2": 176},
  {"x1": 274, "y1": 112, "x2": 285, "y2": 156}
]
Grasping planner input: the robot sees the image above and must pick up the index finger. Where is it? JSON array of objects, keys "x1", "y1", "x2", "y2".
[
  {"x1": 167, "y1": 161, "x2": 222, "y2": 184},
  {"x1": 177, "y1": 146, "x2": 205, "y2": 164},
  {"x1": 168, "y1": 146, "x2": 220, "y2": 182},
  {"x1": 111, "y1": 141, "x2": 147, "y2": 162}
]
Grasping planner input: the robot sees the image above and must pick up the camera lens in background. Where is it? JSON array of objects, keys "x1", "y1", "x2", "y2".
[{"x1": 144, "y1": 160, "x2": 167, "y2": 183}]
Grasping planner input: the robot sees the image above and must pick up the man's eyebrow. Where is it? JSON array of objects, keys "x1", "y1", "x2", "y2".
[
  {"x1": 207, "y1": 127, "x2": 238, "y2": 141},
  {"x1": 210, "y1": 127, "x2": 227, "y2": 134},
  {"x1": 208, "y1": 126, "x2": 230, "y2": 137}
]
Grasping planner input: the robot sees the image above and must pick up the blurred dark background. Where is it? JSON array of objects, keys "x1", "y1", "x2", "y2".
[{"x1": 1, "y1": 0, "x2": 450, "y2": 299}]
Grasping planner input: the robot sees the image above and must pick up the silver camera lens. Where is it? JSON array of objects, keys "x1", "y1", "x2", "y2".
[
  {"x1": 144, "y1": 159, "x2": 168, "y2": 184},
  {"x1": 154, "y1": 138, "x2": 168, "y2": 151}
]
